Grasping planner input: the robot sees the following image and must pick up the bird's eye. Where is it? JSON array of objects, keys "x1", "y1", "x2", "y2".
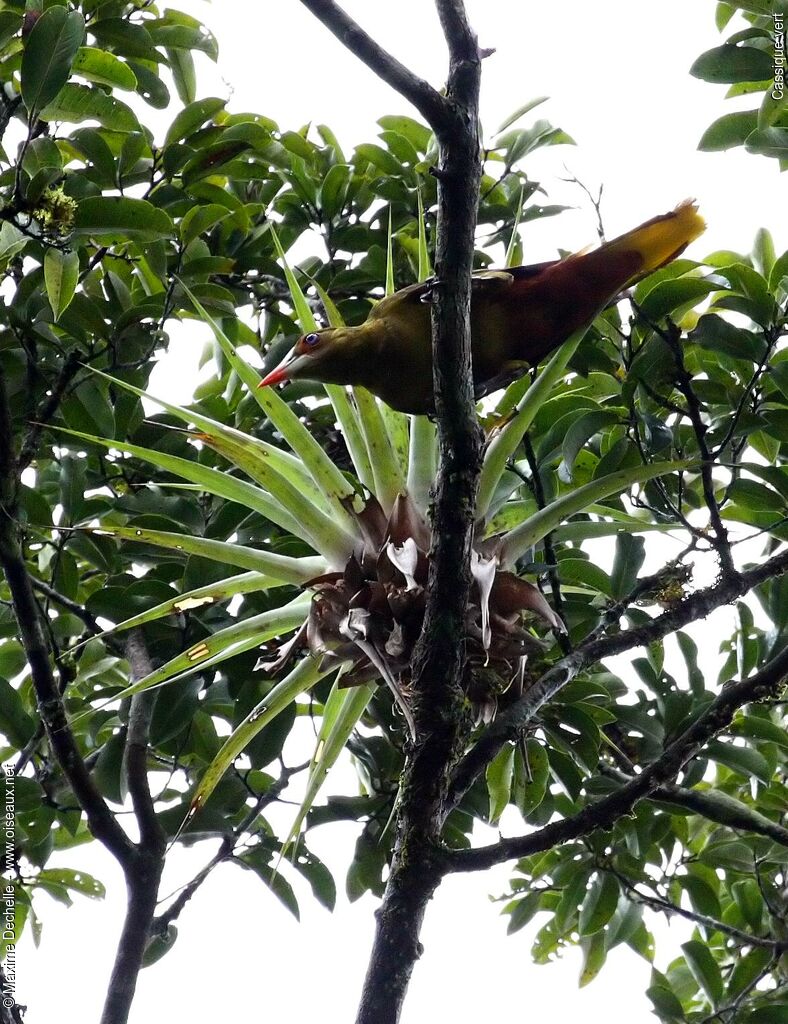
[{"x1": 304, "y1": 332, "x2": 320, "y2": 347}]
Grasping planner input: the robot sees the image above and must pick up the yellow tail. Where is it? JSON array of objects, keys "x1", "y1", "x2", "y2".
[{"x1": 606, "y1": 199, "x2": 706, "y2": 282}]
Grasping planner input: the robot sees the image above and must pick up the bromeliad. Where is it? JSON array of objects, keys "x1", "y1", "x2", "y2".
[{"x1": 259, "y1": 200, "x2": 705, "y2": 414}]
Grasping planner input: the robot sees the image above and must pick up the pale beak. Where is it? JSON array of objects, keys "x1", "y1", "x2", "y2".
[{"x1": 258, "y1": 351, "x2": 312, "y2": 389}]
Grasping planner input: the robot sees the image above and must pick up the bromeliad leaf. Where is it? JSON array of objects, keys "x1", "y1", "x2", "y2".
[
  {"x1": 499, "y1": 459, "x2": 695, "y2": 567},
  {"x1": 180, "y1": 655, "x2": 335, "y2": 835},
  {"x1": 87, "y1": 525, "x2": 326, "y2": 583},
  {"x1": 81, "y1": 595, "x2": 311, "y2": 710}
]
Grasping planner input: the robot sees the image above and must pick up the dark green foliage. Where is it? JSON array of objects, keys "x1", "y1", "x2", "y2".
[
  {"x1": 0, "y1": 5, "x2": 786, "y2": 1021},
  {"x1": 692, "y1": 1, "x2": 787, "y2": 166}
]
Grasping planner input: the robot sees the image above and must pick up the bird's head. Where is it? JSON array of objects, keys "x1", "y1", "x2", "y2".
[{"x1": 258, "y1": 327, "x2": 360, "y2": 390}]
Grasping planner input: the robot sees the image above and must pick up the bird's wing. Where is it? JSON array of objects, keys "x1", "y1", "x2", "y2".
[{"x1": 367, "y1": 262, "x2": 559, "y2": 323}]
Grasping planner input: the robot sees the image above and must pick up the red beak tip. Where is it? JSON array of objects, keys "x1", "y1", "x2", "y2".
[{"x1": 258, "y1": 369, "x2": 287, "y2": 389}]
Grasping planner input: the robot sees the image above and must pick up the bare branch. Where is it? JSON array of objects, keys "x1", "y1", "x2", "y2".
[
  {"x1": 446, "y1": 642, "x2": 788, "y2": 871},
  {"x1": 99, "y1": 631, "x2": 167, "y2": 1024},
  {"x1": 154, "y1": 760, "x2": 307, "y2": 934},
  {"x1": 297, "y1": 0, "x2": 446, "y2": 126},
  {"x1": 123, "y1": 630, "x2": 166, "y2": 852},
  {"x1": 610, "y1": 868, "x2": 787, "y2": 951}
]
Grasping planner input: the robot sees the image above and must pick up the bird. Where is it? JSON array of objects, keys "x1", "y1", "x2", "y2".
[{"x1": 259, "y1": 200, "x2": 705, "y2": 415}]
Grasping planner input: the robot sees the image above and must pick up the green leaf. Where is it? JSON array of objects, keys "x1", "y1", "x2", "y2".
[
  {"x1": 477, "y1": 330, "x2": 585, "y2": 519},
  {"x1": 164, "y1": 96, "x2": 225, "y2": 148},
  {"x1": 44, "y1": 248, "x2": 78, "y2": 321},
  {"x1": 39, "y1": 82, "x2": 139, "y2": 131},
  {"x1": 87, "y1": 595, "x2": 310, "y2": 709},
  {"x1": 681, "y1": 939, "x2": 723, "y2": 1006},
  {"x1": 68, "y1": 126, "x2": 116, "y2": 184},
  {"x1": 610, "y1": 533, "x2": 646, "y2": 598},
  {"x1": 731, "y1": 712, "x2": 788, "y2": 749},
  {"x1": 0, "y1": 223, "x2": 28, "y2": 264},
  {"x1": 689, "y1": 313, "x2": 766, "y2": 361},
  {"x1": 647, "y1": 983, "x2": 686, "y2": 1021},
  {"x1": 416, "y1": 186, "x2": 431, "y2": 281},
  {"x1": 558, "y1": 409, "x2": 621, "y2": 482},
  {"x1": 731, "y1": 878, "x2": 764, "y2": 929},
  {"x1": 495, "y1": 96, "x2": 549, "y2": 134},
  {"x1": 21, "y1": 6, "x2": 84, "y2": 115},
  {"x1": 377, "y1": 114, "x2": 432, "y2": 152},
  {"x1": 88, "y1": 17, "x2": 157, "y2": 60},
  {"x1": 728, "y1": 947, "x2": 773, "y2": 998},
  {"x1": 744, "y1": 1007, "x2": 788, "y2": 1024},
  {"x1": 355, "y1": 142, "x2": 402, "y2": 175},
  {"x1": 690, "y1": 44, "x2": 774, "y2": 83},
  {"x1": 319, "y1": 163, "x2": 350, "y2": 220},
  {"x1": 284, "y1": 679, "x2": 374, "y2": 849},
  {"x1": 73, "y1": 196, "x2": 173, "y2": 243},
  {"x1": 514, "y1": 739, "x2": 550, "y2": 816},
  {"x1": 126, "y1": 59, "x2": 170, "y2": 109},
  {"x1": 184, "y1": 657, "x2": 332, "y2": 829},
  {"x1": 55, "y1": 426, "x2": 304, "y2": 541},
  {"x1": 753, "y1": 228, "x2": 776, "y2": 278},
  {"x1": 406, "y1": 414, "x2": 437, "y2": 513},
  {"x1": 705, "y1": 740, "x2": 772, "y2": 783},
  {"x1": 486, "y1": 743, "x2": 514, "y2": 825},
  {"x1": 500, "y1": 459, "x2": 693, "y2": 567},
  {"x1": 147, "y1": 23, "x2": 217, "y2": 60},
  {"x1": 36, "y1": 867, "x2": 104, "y2": 899},
  {"x1": 167, "y1": 46, "x2": 196, "y2": 105},
  {"x1": 698, "y1": 110, "x2": 759, "y2": 150},
  {"x1": 181, "y1": 140, "x2": 253, "y2": 186},
  {"x1": 352, "y1": 387, "x2": 406, "y2": 511},
  {"x1": 728, "y1": 478, "x2": 785, "y2": 512},
  {"x1": 677, "y1": 874, "x2": 721, "y2": 919},
  {"x1": 506, "y1": 891, "x2": 542, "y2": 934},
  {"x1": 72, "y1": 46, "x2": 136, "y2": 90},
  {"x1": 578, "y1": 872, "x2": 619, "y2": 935},
  {"x1": 0, "y1": 678, "x2": 36, "y2": 746},
  {"x1": 0, "y1": 11, "x2": 21, "y2": 52},
  {"x1": 745, "y1": 127, "x2": 788, "y2": 159},
  {"x1": 637, "y1": 278, "x2": 718, "y2": 320},
  {"x1": 556, "y1": 557, "x2": 614, "y2": 597},
  {"x1": 180, "y1": 204, "x2": 231, "y2": 245},
  {"x1": 84, "y1": 571, "x2": 280, "y2": 642},
  {"x1": 85, "y1": 525, "x2": 325, "y2": 583},
  {"x1": 578, "y1": 931, "x2": 607, "y2": 987}
]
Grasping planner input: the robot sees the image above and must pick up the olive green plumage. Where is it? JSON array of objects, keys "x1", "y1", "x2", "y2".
[{"x1": 260, "y1": 201, "x2": 705, "y2": 414}]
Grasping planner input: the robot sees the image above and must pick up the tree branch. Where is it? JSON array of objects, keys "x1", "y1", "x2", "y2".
[
  {"x1": 100, "y1": 630, "x2": 166, "y2": 1024},
  {"x1": 153, "y1": 761, "x2": 306, "y2": 934},
  {"x1": 298, "y1": 4, "x2": 484, "y2": 1023},
  {"x1": 610, "y1": 868, "x2": 787, "y2": 951},
  {"x1": 0, "y1": 367, "x2": 134, "y2": 868},
  {"x1": 30, "y1": 576, "x2": 103, "y2": 636},
  {"x1": 297, "y1": 0, "x2": 446, "y2": 126},
  {"x1": 448, "y1": 545, "x2": 788, "y2": 810},
  {"x1": 602, "y1": 767, "x2": 788, "y2": 848},
  {"x1": 445, "y1": 641, "x2": 788, "y2": 871},
  {"x1": 123, "y1": 630, "x2": 166, "y2": 852}
]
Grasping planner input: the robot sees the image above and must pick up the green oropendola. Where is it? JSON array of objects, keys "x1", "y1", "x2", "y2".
[{"x1": 259, "y1": 200, "x2": 705, "y2": 414}]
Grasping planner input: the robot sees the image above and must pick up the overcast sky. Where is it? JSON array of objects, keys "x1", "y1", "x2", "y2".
[{"x1": 21, "y1": 2, "x2": 786, "y2": 1022}]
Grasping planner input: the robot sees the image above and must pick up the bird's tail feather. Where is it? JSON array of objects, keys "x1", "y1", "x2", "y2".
[{"x1": 602, "y1": 199, "x2": 706, "y2": 283}]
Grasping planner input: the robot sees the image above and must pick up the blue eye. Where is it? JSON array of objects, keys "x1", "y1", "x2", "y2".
[{"x1": 304, "y1": 332, "x2": 320, "y2": 347}]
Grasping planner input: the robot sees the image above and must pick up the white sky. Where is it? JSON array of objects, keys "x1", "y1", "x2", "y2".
[{"x1": 20, "y1": 2, "x2": 786, "y2": 1022}]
